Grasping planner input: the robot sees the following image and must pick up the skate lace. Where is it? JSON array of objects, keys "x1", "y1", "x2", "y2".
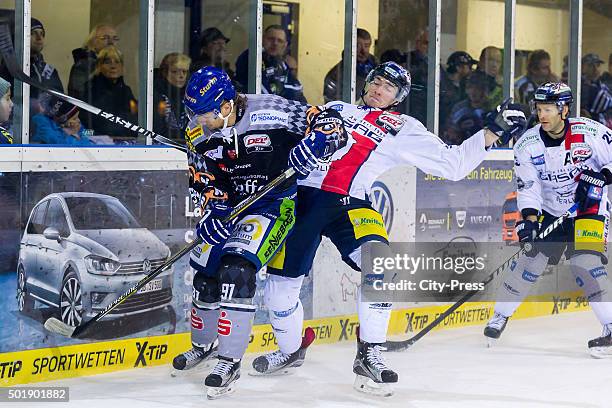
[
  {"x1": 366, "y1": 345, "x2": 389, "y2": 371},
  {"x1": 184, "y1": 348, "x2": 205, "y2": 362},
  {"x1": 211, "y1": 360, "x2": 234, "y2": 376},
  {"x1": 603, "y1": 323, "x2": 612, "y2": 337},
  {"x1": 266, "y1": 350, "x2": 291, "y2": 367},
  {"x1": 488, "y1": 312, "x2": 508, "y2": 330}
]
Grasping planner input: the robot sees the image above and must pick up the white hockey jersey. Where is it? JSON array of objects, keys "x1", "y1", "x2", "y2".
[
  {"x1": 514, "y1": 117, "x2": 612, "y2": 217},
  {"x1": 298, "y1": 101, "x2": 489, "y2": 200}
]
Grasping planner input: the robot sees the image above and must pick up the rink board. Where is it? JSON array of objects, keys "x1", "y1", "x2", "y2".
[{"x1": 0, "y1": 290, "x2": 589, "y2": 386}]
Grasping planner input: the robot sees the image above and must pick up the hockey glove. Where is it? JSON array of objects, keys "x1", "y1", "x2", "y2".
[
  {"x1": 575, "y1": 169, "x2": 612, "y2": 214},
  {"x1": 308, "y1": 108, "x2": 349, "y2": 159},
  {"x1": 196, "y1": 203, "x2": 235, "y2": 245},
  {"x1": 515, "y1": 219, "x2": 540, "y2": 257},
  {"x1": 289, "y1": 131, "x2": 326, "y2": 178},
  {"x1": 484, "y1": 98, "x2": 527, "y2": 145}
]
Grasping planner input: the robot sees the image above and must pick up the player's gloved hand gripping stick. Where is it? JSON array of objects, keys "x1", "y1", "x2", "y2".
[{"x1": 383, "y1": 203, "x2": 579, "y2": 352}]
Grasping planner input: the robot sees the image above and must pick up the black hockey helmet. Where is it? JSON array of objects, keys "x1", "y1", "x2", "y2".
[
  {"x1": 361, "y1": 62, "x2": 411, "y2": 106},
  {"x1": 530, "y1": 82, "x2": 573, "y2": 115}
]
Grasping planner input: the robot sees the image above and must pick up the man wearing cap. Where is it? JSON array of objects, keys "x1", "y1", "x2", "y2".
[
  {"x1": 236, "y1": 25, "x2": 306, "y2": 102},
  {"x1": 31, "y1": 97, "x2": 93, "y2": 145},
  {"x1": 581, "y1": 53, "x2": 612, "y2": 126},
  {"x1": 0, "y1": 18, "x2": 63, "y2": 112},
  {"x1": 515, "y1": 49, "x2": 558, "y2": 107},
  {"x1": 439, "y1": 51, "x2": 478, "y2": 129},
  {"x1": 191, "y1": 27, "x2": 233, "y2": 78}
]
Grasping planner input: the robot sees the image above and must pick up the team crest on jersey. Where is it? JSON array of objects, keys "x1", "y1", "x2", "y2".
[
  {"x1": 244, "y1": 134, "x2": 273, "y2": 154},
  {"x1": 375, "y1": 113, "x2": 404, "y2": 135},
  {"x1": 570, "y1": 142, "x2": 592, "y2": 163}
]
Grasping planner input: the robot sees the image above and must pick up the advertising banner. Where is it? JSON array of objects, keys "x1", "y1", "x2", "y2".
[{"x1": 0, "y1": 167, "x2": 313, "y2": 356}]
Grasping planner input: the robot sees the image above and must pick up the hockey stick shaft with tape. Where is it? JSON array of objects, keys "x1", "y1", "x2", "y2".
[
  {"x1": 44, "y1": 167, "x2": 296, "y2": 338},
  {"x1": 383, "y1": 203, "x2": 578, "y2": 352}
]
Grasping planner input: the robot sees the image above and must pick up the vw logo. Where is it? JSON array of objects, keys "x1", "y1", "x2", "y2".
[
  {"x1": 370, "y1": 181, "x2": 394, "y2": 231},
  {"x1": 142, "y1": 259, "x2": 152, "y2": 274}
]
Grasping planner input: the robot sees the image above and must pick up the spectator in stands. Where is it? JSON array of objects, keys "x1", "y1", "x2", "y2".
[
  {"x1": 68, "y1": 24, "x2": 119, "y2": 99},
  {"x1": 0, "y1": 77, "x2": 13, "y2": 144},
  {"x1": 0, "y1": 18, "x2": 63, "y2": 114},
  {"x1": 581, "y1": 53, "x2": 612, "y2": 126},
  {"x1": 444, "y1": 71, "x2": 489, "y2": 145},
  {"x1": 31, "y1": 97, "x2": 93, "y2": 145},
  {"x1": 236, "y1": 25, "x2": 306, "y2": 102},
  {"x1": 406, "y1": 29, "x2": 429, "y2": 125},
  {"x1": 81, "y1": 46, "x2": 138, "y2": 139},
  {"x1": 154, "y1": 53, "x2": 191, "y2": 141},
  {"x1": 477, "y1": 46, "x2": 503, "y2": 108},
  {"x1": 190, "y1": 27, "x2": 232, "y2": 77},
  {"x1": 601, "y1": 53, "x2": 612, "y2": 90},
  {"x1": 439, "y1": 51, "x2": 477, "y2": 129},
  {"x1": 515, "y1": 49, "x2": 558, "y2": 107},
  {"x1": 323, "y1": 28, "x2": 376, "y2": 103}
]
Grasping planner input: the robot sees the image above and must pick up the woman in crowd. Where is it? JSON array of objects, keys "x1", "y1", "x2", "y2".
[
  {"x1": 81, "y1": 45, "x2": 138, "y2": 141},
  {"x1": 153, "y1": 53, "x2": 190, "y2": 141}
]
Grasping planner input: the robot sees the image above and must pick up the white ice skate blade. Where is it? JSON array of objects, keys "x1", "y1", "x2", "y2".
[
  {"x1": 248, "y1": 367, "x2": 296, "y2": 377},
  {"x1": 486, "y1": 337, "x2": 498, "y2": 348},
  {"x1": 589, "y1": 347, "x2": 612, "y2": 359},
  {"x1": 353, "y1": 375, "x2": 394, "y2": 397},
  {"x1": 170, "y1": 359, "x2": 215, "y2": 377},
  {"x1": 206, "y1": 383, "x2": 237, "y2": 400}
]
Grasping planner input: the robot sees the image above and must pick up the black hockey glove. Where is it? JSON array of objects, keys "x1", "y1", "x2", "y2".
[
  {"x1": 515, "y1": 219, "x2": 540, "y2": 257},
  {"x1": 307, "y1": 108, "x2": 349, "y2": 159},
  {"x1": 484, "y1": 98, "x2": 527, "y2": 145},
  {"x1": 575, "y1": 169, "x2": 612, "y2": 213}
]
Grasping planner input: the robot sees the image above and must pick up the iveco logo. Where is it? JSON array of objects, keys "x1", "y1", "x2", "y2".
[
  {"x1": 370, "y1": 181, "x2": 394, "y2": 231},
  {"x1": 143, "y1": 259, "x2": 151, "y2": 274}
]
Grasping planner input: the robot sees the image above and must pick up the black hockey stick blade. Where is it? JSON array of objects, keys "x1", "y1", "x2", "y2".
[
  {"x1": 44, "y1": 167, "x2": 296, "y2": 338},
  {"x1": 0, "y1": 24, "x2": 187, "y2": 152},
  {"x1": 383, "y1": 203, "x2": 578, "y2": 352}
]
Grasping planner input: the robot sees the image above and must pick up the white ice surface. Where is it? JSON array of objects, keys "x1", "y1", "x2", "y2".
[{"x1": 10, "y1": 311, "x2": 611, "y2": 408}]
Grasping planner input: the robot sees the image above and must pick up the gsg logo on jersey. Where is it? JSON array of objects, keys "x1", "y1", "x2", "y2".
[
  {"x1": 249, "y1": 110, "x2": 289, "y2": 125},
  {"x1": 244, "y1": 134, "x2": 273, "y2": 154},
  {"x1": 570, "y1": 142, "x2": 593, "y2": 162},
  {"x1": 218, "y1": 310, "x2": 232, "y2": 336},
  {"x1": 375, "y1": 113, "x2": 404, "y2": 135}
]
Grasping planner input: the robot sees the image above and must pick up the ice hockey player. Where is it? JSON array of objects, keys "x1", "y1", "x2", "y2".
[
  {"x1": 171, "y1": 66, "x2": 346, "y2": 398},
  {"x1": 484, "y1": 82, "x2": 612, "y2": 358},
  {"x1": 254, "y1": 61, "x2": 527, "y2": 396}
]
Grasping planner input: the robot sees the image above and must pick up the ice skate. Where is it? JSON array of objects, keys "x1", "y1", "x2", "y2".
[
  {"x1": 588, "y1": 324, "x2": 612, "y2": 359},
  {"x1": 352, "y1": 337, "x2": 398, "y2": 397},
  {"x1": 484, "y1": 312, "x2": 509, "y2": 347},
  {"x1": 251, "y1": 327, "x2": 315, "y2": 376},
  {"x1": 204, "y1": 356, "x2": 241, "y2": 399},
  {"x1": 170, "y1": 341, "x2": 217, "y2": 377}
]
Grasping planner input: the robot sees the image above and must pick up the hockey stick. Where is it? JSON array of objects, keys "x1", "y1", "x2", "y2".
[
  {"x1": 0, "y1": 24, "x2": 186, "y2": 152},
  {"x1": 44, "y1": 167, "x2": 296, "y2": 338},
  {"x1": 383, "y1": 203, "x2": 578, "y2": 352}
]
